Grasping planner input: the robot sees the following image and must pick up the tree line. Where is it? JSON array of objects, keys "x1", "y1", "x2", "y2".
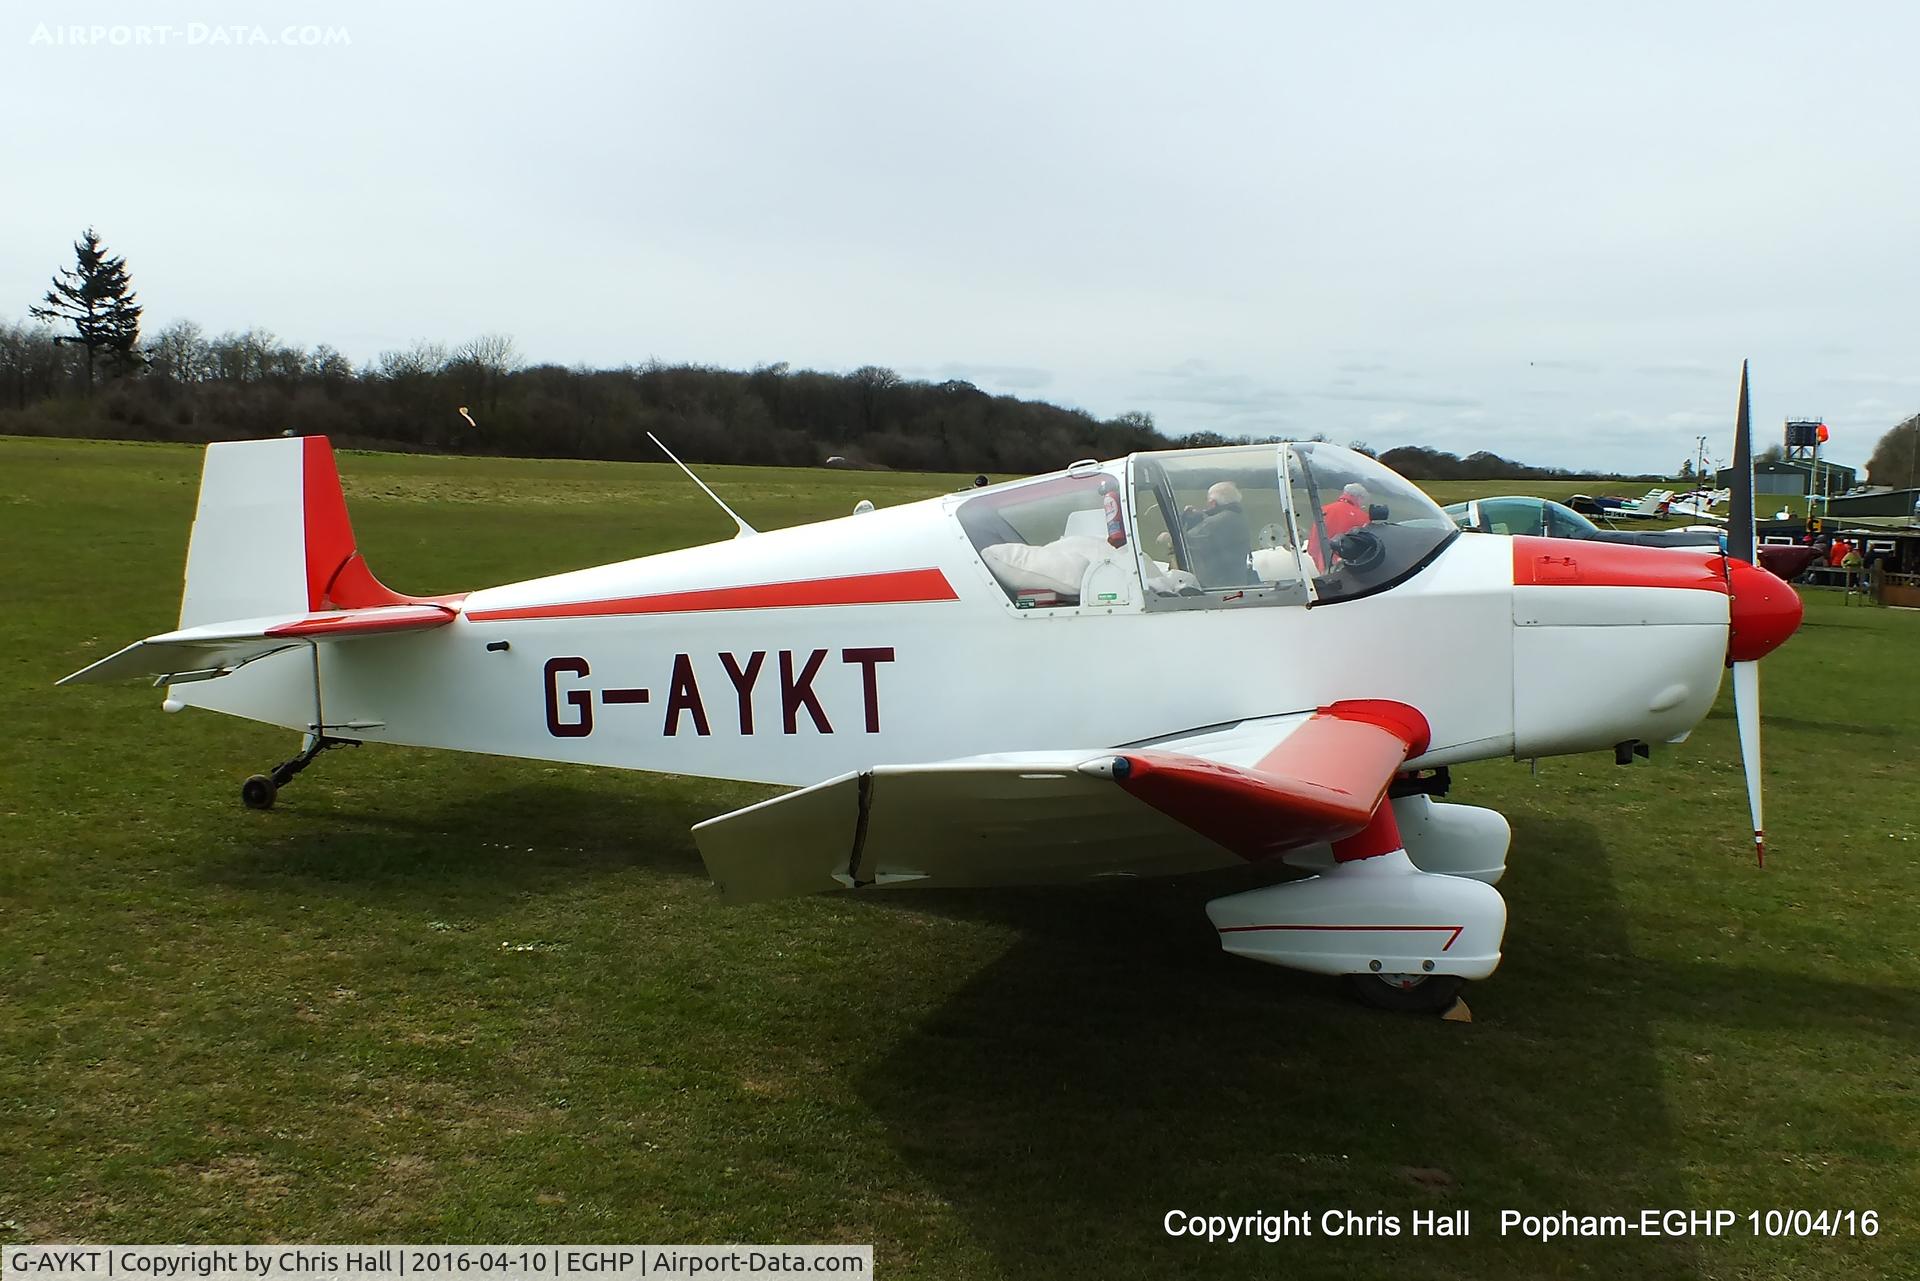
[
  {"x1": 0, "y1": 230, "x2": 1176, "y2": 472},
  {"x1": 0, "y1": 314, "x2": 1179, "y2": 473},
  {"x1": 14, "y1": 227, "x2": 1855, "y2": 482}
]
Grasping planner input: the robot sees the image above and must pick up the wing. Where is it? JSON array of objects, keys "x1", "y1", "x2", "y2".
[
  {"x1": 693, "y1": 700, "x2": 1429, "y2": 904},
  {"x1": 57, "y1": 604, "x2": 457, "y2": 686}
]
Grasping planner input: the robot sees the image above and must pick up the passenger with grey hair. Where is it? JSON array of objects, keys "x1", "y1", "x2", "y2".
[{"x1": 1180, "y1": 480, "x2": 1256, "y2": 587}]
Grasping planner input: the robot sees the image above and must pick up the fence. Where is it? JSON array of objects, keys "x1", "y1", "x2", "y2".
[{"x1": 1879, "y1": 571, "x2": 1920, "y2": 608}]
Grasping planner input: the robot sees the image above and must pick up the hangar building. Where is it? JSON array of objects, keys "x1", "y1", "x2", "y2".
[{"x1": 1716, "y1": 458, "x2": 1857, "y2": 499}]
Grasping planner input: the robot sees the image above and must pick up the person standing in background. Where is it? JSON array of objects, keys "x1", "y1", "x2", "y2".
[{"x1": 1841, "y1": 543, "x2": 1865, "y2": 603}]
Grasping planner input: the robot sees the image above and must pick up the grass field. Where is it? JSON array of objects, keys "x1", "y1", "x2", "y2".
[{"x1": 2, "y1": 437, "x2": 1916, "y2": 1280}]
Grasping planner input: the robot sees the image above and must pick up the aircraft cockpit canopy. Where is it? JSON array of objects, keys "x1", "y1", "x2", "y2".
[
  {"x1": 1130, "y1": 442, "x2": 1456, "y2": 607},
  {"x1": 956, "y1": 442, "x2": 1456, "y2": 612}
]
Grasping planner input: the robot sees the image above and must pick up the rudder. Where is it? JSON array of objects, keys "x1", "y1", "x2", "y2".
[{"x1": 179, "y1": 435, "x2": 410, "y2": 628}]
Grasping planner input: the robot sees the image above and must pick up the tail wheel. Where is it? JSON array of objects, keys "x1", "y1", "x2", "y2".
[
  {"x1": 1342, "y1": 972, "x2": 1466, "y2": 1015},
  {"x1": 241, "y1": 774, "x2": 278, "y2": 810}
]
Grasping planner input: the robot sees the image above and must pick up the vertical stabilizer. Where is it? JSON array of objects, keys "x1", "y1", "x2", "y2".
[{"x1": 179, "y1": 435, "x2": 411, "y2": 629}]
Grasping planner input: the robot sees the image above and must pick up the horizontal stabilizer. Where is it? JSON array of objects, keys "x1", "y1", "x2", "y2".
[{"x1": 58, "y1": 604, "x2": 456, "y2": 686}]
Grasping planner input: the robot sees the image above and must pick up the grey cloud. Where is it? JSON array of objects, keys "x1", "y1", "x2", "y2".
[
  {"x1": 905, "y1": 363, "x2": 1055, "y2": 391},
  {"x1": 1819, "y1": 372, "x2": 1920, "y2": 388},
  {"x1": 1154, "y1": 386, "x2": 1296, "y2": 412},
  {"x1": 1137, "y1": 362, "x2": 1295, "y2": 411},
  {"x1": 1304, "y1": 389, "x2": 1482, "y2": 409},
  {"x1": 925, "y1": 361, "x2": 1052, "y2": 391},
  {"x1": 1634, "y1": 361, "x2": 1721, "y2": 378}
]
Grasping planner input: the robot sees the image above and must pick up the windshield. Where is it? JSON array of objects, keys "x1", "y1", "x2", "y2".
[{"x1": 1284, "y1": 443, "x2": 1456, "y2": 602}]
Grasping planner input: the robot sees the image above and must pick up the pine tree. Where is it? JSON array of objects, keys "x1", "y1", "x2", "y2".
[{"x1": 30, "y1": 228, "x2": 143, "y2": 389}]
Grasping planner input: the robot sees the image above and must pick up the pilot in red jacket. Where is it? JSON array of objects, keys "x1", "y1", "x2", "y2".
[{"x1": 1310, "y1": 483, "x2": 1374, "y2": 569}]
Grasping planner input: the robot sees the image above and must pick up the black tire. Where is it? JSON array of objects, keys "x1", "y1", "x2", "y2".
[
  {"x1": 1342, "y1": 972, "x2": 1466, "y2": 1015},
  {"x1": 241, "y1": 774, "x2": 278, "y2": 811}
]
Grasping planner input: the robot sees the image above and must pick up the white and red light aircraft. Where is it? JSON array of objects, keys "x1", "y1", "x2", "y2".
[{"x1": 63, "y1": 370, "x2": 1801, "y2": 1012}]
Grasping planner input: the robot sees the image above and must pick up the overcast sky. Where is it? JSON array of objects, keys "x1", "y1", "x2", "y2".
[{"x1": 6, "y1": 1, "x2": 1915, "y2": 472}]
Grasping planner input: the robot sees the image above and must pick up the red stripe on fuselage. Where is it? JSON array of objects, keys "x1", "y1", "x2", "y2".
[
  {"x1": 465, "y1": 568, "x2": 960, "y2": 622},
  {"x1": 1511, "y1": 536, "x2": 1729, "y2": 592}
]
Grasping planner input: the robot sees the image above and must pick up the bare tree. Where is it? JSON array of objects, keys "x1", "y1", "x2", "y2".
[
  {"x1": 0, "y1": 321, "x2": 72, "y2": 409},
  {"x1": 146, "y1": 320, "x2": 213, "y2": 383},
  {"x1": 450, "y1": 332, "x2": 520, "y2": 414},
  {"x1": 307, "y1": 343, "x2": 353, "y2": 380},
  {"x1": 208, "y1": 328, "x2": 290, "y2": 383},
  {"x1": 851, "y1": 364, "x2": 900, "y2": 435},
  {"x1": 455, "y1": 332, "x2": 520, "y2": 372},
  {"x1": 375, "y1": 340, "x2": 450, "y2": 380}
]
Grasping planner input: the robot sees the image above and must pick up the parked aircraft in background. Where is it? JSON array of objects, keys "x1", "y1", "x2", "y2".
[
  {"x1": 1446, "y1": 495, "x2": 1816, "y2": 582},
  {"x1": 1569, "y1": 488, "x2": 1674, "y2": 521},
  {"x1": 1668, "y1": 488, "x2": 1730, "y2": 524},
  {"x1": 1445, "y1": 495, "x2": 1718, "y2": 548},
  {"x1": 61, "y1": 369, "x2": 1800, "y2": 1015}
]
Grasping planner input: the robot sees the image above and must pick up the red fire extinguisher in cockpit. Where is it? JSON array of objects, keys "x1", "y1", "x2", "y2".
[{"x1": 1099, "y1": 475, "x2": 1126, "y2": 548}]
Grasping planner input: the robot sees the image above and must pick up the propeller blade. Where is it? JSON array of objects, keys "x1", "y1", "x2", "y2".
[
  {"x1": 1727, "y1": 361, "x2": 1765, "y2": 865},
  {"x1": 1732, "y1": 659, "x2": 1765, "y2": 866},
  {"x1": 1728, "y1": 360, "x2": 1756, "y2": 564}
]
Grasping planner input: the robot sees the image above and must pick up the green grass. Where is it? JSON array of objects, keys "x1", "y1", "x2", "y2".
[{"x1": 2, "y1": 437, "x2": 1915, "y2": 1279}]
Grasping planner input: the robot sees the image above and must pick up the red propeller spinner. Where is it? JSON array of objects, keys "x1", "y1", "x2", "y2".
[{"x1": 1725, "y1": 558, "x2": 1804, "y2": 664}]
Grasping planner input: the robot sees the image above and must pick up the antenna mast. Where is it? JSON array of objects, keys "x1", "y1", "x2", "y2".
[{"x1": 646, "y1": 433, "x2": 758, "y2": 539}]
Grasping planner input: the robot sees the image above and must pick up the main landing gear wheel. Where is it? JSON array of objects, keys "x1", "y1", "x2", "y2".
[
  {"x1": 240, "y1": 774, "x2": 278, "y2": 810},
  {"x1": 1342, "y1": 972, "x2": 1467, "y2": 1015}
]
